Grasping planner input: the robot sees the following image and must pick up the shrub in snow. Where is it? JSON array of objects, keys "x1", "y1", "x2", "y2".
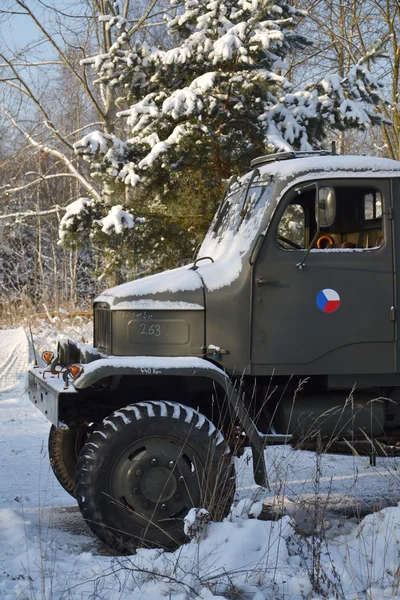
[
  {"x1": 227, "y1": 498, "x2": 263, "y2": 522},
  {"x1": 184, "y1": 507, "x2": 211, "y2": 539}
]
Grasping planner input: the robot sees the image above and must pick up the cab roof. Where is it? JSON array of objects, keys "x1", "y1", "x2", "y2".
[{"x1": 252, "y1": 154, "x2": 400, "y2": 183}]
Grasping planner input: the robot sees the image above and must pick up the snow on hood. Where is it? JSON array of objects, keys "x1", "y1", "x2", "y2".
[
  {"x1": 196, "y1": 182, "x2": 274, "y2": 291},
  {"x1": 95, "y1": 265, "x2": 204, "y2": 309},
  {"x1": 97, "y1": 178, "x2": 273, "y2": 302}
]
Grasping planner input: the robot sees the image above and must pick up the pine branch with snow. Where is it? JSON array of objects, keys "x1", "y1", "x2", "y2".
[
  {"x1": 76, "y1": 0, "x2": 313, "y2": 196},
  {"x1": 77, "y1": 0, "x2": 389, "y2": 206}
]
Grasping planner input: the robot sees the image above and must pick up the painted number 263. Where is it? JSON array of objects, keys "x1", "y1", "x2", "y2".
[{"x1": 140, "y1": 323, "x2": 161, "y2": 337}]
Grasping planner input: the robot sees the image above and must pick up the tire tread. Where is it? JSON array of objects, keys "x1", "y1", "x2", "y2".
[{"x1": 75, "y1": 400, "x2": 234, "y2": 554}]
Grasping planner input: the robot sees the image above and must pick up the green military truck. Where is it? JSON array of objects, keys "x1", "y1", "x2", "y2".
[{"x1": 28, "y1": 151, "x2": 400, "y2": 553}]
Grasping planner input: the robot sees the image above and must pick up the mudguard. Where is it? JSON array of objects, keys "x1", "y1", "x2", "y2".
[
  {"x1": 29, "y1": 356, "x2": 291, "y2": 487},
  {"x1": 73, "y1": 356, "x2": 290, "y2": 487}
]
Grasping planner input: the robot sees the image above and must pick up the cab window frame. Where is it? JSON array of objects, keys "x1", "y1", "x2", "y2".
[{"x1": 274, "y1": 179, "x2": 386, "y2": 253}]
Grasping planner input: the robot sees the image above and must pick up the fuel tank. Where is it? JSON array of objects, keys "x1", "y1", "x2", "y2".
[{"x1": 273, "y1": 393, "x2": 385, "y2": 440}]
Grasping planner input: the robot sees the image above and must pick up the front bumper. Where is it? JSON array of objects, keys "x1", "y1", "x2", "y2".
[{"x1": 28, "y1": 366, "x2": 78, "y2": 426}]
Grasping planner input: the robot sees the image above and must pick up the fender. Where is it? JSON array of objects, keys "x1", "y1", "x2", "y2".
[{"x1": 74, "y1": 356, "x2": 290, "y2": 487}]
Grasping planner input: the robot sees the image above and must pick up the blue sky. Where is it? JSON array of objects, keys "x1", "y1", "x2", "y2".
[
  {"x1": 1, "y1": 6, "x2": 46, "y2": 54},
  {"x1": 0, "y1": 1, "x2": 81, "y2": 60}
]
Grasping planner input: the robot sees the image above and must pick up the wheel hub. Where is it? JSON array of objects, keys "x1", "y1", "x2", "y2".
[
  {"x1": 140, "y1": 467, "x2": 177, "y2": 503},
  {"x1": 110, "y1": 435, "x2": 202, "y2": 527}
]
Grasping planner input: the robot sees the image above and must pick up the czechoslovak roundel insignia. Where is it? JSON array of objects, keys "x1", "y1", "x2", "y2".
[{"x1": 316, "y1": 289, "x2": 341, "y2": 313}]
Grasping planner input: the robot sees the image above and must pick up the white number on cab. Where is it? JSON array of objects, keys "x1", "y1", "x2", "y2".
[{"x1": 139, "y1": 323, "x2": 161, "y2": 336}]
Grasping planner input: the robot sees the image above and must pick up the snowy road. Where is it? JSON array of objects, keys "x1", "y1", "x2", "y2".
[
  {"x1": 2, "y1": 395, "x2": 400, "y2": 599},
  {"x1": 2, "y1": 325, "x2": 400, "y2": 598}
]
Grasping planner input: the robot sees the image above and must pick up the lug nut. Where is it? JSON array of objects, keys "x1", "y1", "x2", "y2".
[
  {"x1": 132, "y1": 487, "x2": 139, "y2": 494},
  {"x1": 142, "y1": 501, "x2": 149, "y2": 508},
  {"x1": 136, "y1": 469, "x2": 143, "y2": 476},
  {"x1": 179, "y1": 476, "x2": 184, "y2": 482},
  {"x1": 160, "y1": 503, "x2": 167, "y2": 511},
  {"x1": 151, "y1": 459, "x2": 157, "y2": 466},
  {"x1": 175, "y1": 494, "x2": 181, "y2": 501},
  {"x1": 168, "y1": 461, "x2": 174, "y2": 469}
]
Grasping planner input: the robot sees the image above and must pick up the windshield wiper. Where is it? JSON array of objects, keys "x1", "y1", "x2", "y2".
[
  {"x1": 212, "y1": 175, "x2": 238, "y2": 233},
  {"x1": 236, "y1": 168, "x2": 260, "y2": 231}
]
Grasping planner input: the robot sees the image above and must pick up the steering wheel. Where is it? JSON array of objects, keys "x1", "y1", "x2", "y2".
[
  {"x1": 316, "y1": 235, "x2": 334, "y2": 249},
  {"x1": 277, "y1": 234, "x2": 303, "y2": 250}
]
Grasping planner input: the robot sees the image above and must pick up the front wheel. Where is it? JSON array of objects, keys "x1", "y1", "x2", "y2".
[
  {"x1": 75, "y1": 401, "x2": 235, "y2": 554},
  {"x1": 48, "y1": 425, "x2": 86, "y2": 498}
]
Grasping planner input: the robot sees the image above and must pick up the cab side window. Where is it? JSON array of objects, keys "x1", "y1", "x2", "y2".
[
  {"x1": 277, "y1": 204, "x2": 305, "y2": 249},
  {"x1": 277, "y1": 185, "x2": 384, "y2": 251},
  {"x1": 364, "y1": 191, "x2": 382, "y2": 221}
]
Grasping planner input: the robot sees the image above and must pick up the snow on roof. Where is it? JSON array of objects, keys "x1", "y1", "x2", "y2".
[{"x1": 259, "y1": 154, "x2": 400, "y2": 181}]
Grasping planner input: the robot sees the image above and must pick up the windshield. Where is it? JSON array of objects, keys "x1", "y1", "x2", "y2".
[{"x1": 198, "y1": 179, "x2": 274, "y2": 261}]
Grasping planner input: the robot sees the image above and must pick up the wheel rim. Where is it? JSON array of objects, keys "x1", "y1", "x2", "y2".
[{"x1": 109, "y1": 435, "x2": 204, "y2": 530}]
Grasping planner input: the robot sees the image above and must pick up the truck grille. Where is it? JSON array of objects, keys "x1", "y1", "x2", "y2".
[{"x1": 94, "y1": 303, "x2": 111, "y2": 354}]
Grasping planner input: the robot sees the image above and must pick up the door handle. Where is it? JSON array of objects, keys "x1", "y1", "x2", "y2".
[{"x1": 256, "y1": 277, "x2": 279, "y2": 286}]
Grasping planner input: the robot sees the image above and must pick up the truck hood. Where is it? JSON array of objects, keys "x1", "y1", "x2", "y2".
[{"x1": 94, "y1": 265, "x2": 205, "y2": 310}]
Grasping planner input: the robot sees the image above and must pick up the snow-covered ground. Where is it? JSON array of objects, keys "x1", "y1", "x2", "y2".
[{"x1": 2, "y1": 324, "x2": 400, "y2": 599}]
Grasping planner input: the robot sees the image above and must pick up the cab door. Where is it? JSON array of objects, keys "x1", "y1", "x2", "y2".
[{"x1": 251, "y1": 179, "x2": 395, "y2": 375}]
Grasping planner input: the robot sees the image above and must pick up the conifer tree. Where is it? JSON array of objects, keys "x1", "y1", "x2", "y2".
[{"x1": 68, "y1": 0, "x2": 388, "y2": 268}]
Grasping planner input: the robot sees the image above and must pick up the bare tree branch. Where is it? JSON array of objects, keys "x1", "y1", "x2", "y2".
[
  {"x1": 1, "y1": 172, "x2": 93, "y2": 195},
  {"x1": 0, "y1": 61, "x2": 63, "y2": 67},
  {"x1": 0, "y1": 108, "x2": 101, "y2": 201},
  {"x1": 0, "y1": 206, "x2": 66, "y2": 220},
  {"x1": 15, "y1": 0, "x2": 107, "y2": 122},
  {"x1": 0, "y1": 50, "x2": 75, "y2": 151},
  {"x1": 127, "y1": 0, "x2": 160, "y2": 36}
]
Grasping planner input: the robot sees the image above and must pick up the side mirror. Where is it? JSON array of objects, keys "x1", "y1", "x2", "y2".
[{"x1": 316, "y1": 187, "x2": 336, "y2": 228}]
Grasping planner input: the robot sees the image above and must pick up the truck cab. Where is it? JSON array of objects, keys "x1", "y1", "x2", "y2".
[{"x1": 28, "y1": 151, "x2": 400, "y2": 553}]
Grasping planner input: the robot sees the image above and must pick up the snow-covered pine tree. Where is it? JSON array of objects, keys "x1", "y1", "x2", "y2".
[
  {"x1": 75, "y1": 0, "x2": 313, "y2": 195},
  {"x1": 69, "y1": 0, "x2": 389, "y2": 270},
  {"x1": 76, "y1": 0, "x2": 387, "y2": 187}
]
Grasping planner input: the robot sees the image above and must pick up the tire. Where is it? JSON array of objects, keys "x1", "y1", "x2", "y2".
[
  {"x1": 48, "y1": 425, "x2": 86, "y2": 498},
  {"x1": 75, "y1": 401, "x2": 235, "y2": 554}
]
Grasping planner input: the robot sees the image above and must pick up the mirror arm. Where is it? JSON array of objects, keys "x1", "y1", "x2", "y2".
[
  {"x1": 296, "y1": 182, "x2": 320, "y2": 270},
  {"x1": 296, "y1": 227, "x2": 320, "y2": 269},
  {"x1": 294, "y1": 181, "x2": 317, "y2": 195}
]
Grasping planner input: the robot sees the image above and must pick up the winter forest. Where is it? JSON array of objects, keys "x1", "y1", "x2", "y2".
[{"x1": 0, "y1": 0, "x2": 398, "y2": 317}]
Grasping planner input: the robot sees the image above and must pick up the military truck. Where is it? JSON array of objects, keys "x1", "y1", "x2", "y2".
[{"x1": 28, "y1": 151, "x2": 400, "y2": 553}]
